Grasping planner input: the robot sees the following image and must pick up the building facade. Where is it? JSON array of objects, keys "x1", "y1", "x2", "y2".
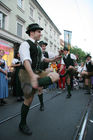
[
  {"x1": 0, "y1": 0, "x2": 61, "y2": 65},
  {"x1": 60, "y1": 39, "x2": 64, "y2": 49}
]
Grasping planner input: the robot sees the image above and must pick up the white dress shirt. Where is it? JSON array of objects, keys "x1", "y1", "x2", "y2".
[
  {"x1": 19, "y1": 37, "x2": 44, "y2": 64},
  {"x1": 61, "y1": 53, "x2": 76, "y2": 65},
  {"x1": 77, "y1": 66, "x2": 84, "y2": 72},
  {"x1": 12, "y1": 58, "x2": 20, "y2": 64}
]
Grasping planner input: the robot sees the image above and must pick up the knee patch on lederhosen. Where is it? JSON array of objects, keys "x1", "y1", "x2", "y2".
[
  {"x1": 22, "y1": 77, "x2": 52, "y2": 98},
  {"x1": 22, "y1": 83, "x2": 36, "y2": 99},
  {"x1": 18, "y1": 69, "x2": 53, "y2": 97}
]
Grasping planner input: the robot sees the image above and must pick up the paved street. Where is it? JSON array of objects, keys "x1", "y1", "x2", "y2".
[{"x1": 0, "y1": 88, "x2": 91, "y2": 140}]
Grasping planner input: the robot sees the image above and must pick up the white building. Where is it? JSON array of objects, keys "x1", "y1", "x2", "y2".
[{"x1": 0, "y1": 0, "x2": 61, "y2": 64}]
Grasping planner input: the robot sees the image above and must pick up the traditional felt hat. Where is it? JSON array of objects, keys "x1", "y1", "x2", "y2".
[
  {"x1": 85, "y1": 54, "x2": 91, "y2": 58},
  {"x1": 39, "y1": 41, "x2": 48, "y2": 47},
  {"x1": 63, "y1": 47, "x2": 68, "y2": 51},
  {"x1": 26, "y1": 23, "x2": 43, "y2": 34},
  {"x1": 44, "y1": 42, "x2": 48, "y2": 46}
]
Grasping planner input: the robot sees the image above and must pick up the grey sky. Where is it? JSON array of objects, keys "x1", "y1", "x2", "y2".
[{"x1": 37, "y1": 0, "x2": 93, "y2": 56}]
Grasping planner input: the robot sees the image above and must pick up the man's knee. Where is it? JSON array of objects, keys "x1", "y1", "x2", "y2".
[
  {"x1": 38, "y1": 87, "x2": 43, "y2": 95},
  {"x1": 67, "y1": 79, "x2": 70, "y2": 85},
  {"x1": 48, "y1": 72, "x2": 59, "y2": 82},
  {"x1": 85, "y1": 78, "x2": 89, "y2": 85},
  {"x1": 68, "y1": 66, "x2": 73, "y2": 70},
  {"x1": 23, "y1": 83, "x2": 36, "y2": 99},
  {"x1": 24, "y1": 96, "x2": 34, "y2": 106}
]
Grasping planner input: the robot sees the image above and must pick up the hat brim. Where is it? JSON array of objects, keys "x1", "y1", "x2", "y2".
[
  {"x1": 26, "y1": 30, "x2": 30, "y2": 34},
  {"x1": 63, "y1": 49, "x2": 68, "y2": 51},
  {"x1": 39, "y1": 41, "x2": 44, "y2": 46},
  {"x1": 44, "y1": 43, "x2": 48, "y2": 46},
  {"x1": 32, "y1": 27, "x2": 43, "y2": 31},
  {"x1": 59, "y1": 49, "x2": 63, "y2": 52},
  {"x1": 85, "y1": 55, "x2": 91, "y2": 58},
  {"x1": 39, "y1": 41, "x2": 48, "y2": 46},
  {"x1": 63, "y1": 47, "x2": 68, "y2": 51}
]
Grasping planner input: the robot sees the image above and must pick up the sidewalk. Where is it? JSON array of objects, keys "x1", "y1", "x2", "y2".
[{"x1": 0, "y1": 89, "x2": 17, "y2": 105}]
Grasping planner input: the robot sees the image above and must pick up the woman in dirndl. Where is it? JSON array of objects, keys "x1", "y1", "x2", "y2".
[
  {"x1": 0, "y1": 50, "x2": 8, "y2": 105},
  {"x1": 11, "y1": 51, "x2": 24, "y2": 101}
]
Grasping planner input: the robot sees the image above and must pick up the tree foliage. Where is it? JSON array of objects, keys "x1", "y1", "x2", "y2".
[{"x1": 70, "y1": 46, "x2": 87, "y2": 63}]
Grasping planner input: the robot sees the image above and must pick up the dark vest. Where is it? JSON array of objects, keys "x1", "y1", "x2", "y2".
[
  {"x1": 40, "y1": 51, "x2": 49, "y2": 70},
  {"x1": 26, "y1": 40, "x2": 42, "y2": 70},
  {"x1": 86, "y1": 61, "x2": 93, "y2": 72},
  {"x1": 63, "y1": 54, "x2": 74, "y2": 68}
]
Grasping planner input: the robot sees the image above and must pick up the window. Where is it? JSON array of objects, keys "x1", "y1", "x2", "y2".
[
  {"x1": 44, "y1": 37, "x2": 48, "y2": 42},
  {"x1": 30, "y1": 7, "x2": 34, "y2": 18},
  {"x1": 54, "y1": 31, "x2": 56, "y2": 37},
  {"x1": 49, "y1": 41, "x2": 53, "y2": 51},
  {"x1": 54, "y1": 31, "x2": 56, "y2": 41},
  {"x1": 0, "y1": 12, "x2": 6, "y2": 29},
  {"x1": 54, "y1": 45, "x2": 57, "y2": 51},
  {"x1": 57, "y1": 34, "x2": 59, "y2": 40},
  {"x1": 16, "y1": 15, "x2": 25, "y2": 38},
  {"x1": 50, "y1": 26, "x2": 52, "y2": 37},
  {"x1": 30, "y1": 4, "x2": 35, "y2": 19},
  {"x1": 44, "y1": 22, "x2": 47, "y2": 30},
  {"x1": 17, "y1": 0, "x2": 23, "y2": 8},
  {"x1": 38, "y1": 17, "x2": 41, "y2": 25},
  {"x1": 17, "y1": 23, "x2": 23, "y2": 37}
]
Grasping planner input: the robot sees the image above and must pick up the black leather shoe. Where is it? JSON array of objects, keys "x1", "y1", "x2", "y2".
[
  {"x1": 17, "y1": 97, "x2": 22, "y2": 102},
  {"x1": 19, "y1": 124, "x2": 32, "y2": 135},
  {"x1": 66, "y1": 94, "x2": 72, "y2": 98},
  {"x1": 40, "y1": 104, "x2": 44, "y2": 111},
  {"x1": 20, "y1": 97, "x2": 24, "y2": 101},
  {"x1": 1, "y1": 99, "x2": 7, "y2": 104}
]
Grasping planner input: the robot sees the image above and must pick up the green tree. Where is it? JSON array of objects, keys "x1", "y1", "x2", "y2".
[{"x1": 70, "y1": 46, "x2": 87, "y2": 63}]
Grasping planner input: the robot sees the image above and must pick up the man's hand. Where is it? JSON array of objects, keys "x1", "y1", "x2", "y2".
[
  {"x1": 81, "y1": 71, "x2": 88, "y2": 76},
  {"x1": 23, "y1": 60, "x2": 40, "y2": 89},
  {"x1": 30, "y1": 73, "x2": 40, "y2": 89},
  {"x1": 54, "y1": 55, "x2": 62, "y2": 61}
]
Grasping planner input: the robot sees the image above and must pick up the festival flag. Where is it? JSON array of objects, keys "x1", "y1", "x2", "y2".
[{"x1": 64, "y1": 30, "x2": 72, "y2": 50}]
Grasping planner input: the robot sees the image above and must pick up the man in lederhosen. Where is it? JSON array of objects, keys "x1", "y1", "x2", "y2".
[
  {"x1": 39, "y1": 41, "x2": 49, "y2": 70},
  {"x1": 37, "y1": 41, "x2": 49, "y2": 111},
  {"x1": 60, "y1": 47, "x2": 77, "y2": 98},
  {"x1": 18, "y1": 23, "x2": 61, "y2": 135},
  {"x1": 81, "y1": 54, "x2": 93, "y2": 94}
]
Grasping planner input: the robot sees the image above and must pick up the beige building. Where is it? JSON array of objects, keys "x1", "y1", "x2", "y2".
[{"x1": 0, "y1": 0, "x2": 61, "y2": 65}]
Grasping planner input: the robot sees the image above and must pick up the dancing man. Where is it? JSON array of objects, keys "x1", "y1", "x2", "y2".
[{"x1": 19, "y1": 23, "x2": 61, "y2": 135}]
